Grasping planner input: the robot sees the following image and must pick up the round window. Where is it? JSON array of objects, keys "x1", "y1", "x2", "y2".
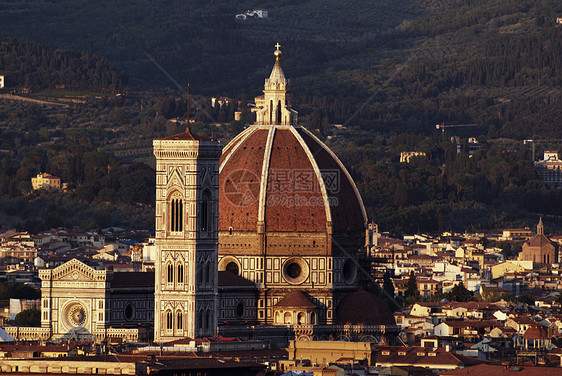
[
  {"x1": 124, "y1": 303, "x2": 135, "y2": 321},
  {"x1": 235, "y1": 301, "x2": 244, "y2": 318},
  {"x1": 64, "y1": 302, "x2": 87, "y2": 329},
  {"x1": 69, "y1": 305, "x2": 86, "y2": 327},
  {"x1": 283, "y1": 257, "x2": 309, "y2": 285},
  {"x1": 287, "y1": 263, "x2": 301, "y2": 279}
]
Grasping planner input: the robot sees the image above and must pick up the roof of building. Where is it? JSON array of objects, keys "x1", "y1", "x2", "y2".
[
  {"x1": 439, "y1": 320, "x2": 497, "y2": 328},
  {"x1": 440, "y1": 364, "x2": 562, "y2": 376},
  {"x1": 163, "y1": 127, "x2": 214, "y2": 141},
  {"x1": 9, "y1": 354, "x2": 266, "y2": 372},
  {"x1": 523, "y1": 326, "x2": 549, "y2": 339},
  {"x1": 275, "y1": 291, "x2": 317, "y2": 309},
  {"x1": 527, "y1": 233, "x2": 556, "y2": 248},
  {"x1": 335, "y1": 288, "x2": 395, "y2": 325},
  {"x1": 508, "y1": 316, "x2": 535, "y2": 325},
  {"x1": 375, "y1": 346, "x2": 483, "y2": 368},
  {"x1": 219, "y1": 126, "x2": 366, "y2": 234},
  {"x1": 443, "y1": 302, "x2": 500, "y2": 310},
  {"x1": 110, "y1": 271, "x2": 154, "y2": 287}
]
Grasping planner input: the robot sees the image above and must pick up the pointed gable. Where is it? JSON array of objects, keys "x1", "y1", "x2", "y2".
[{"x1": 50, "y1": 258, "x2": 107, "y2": 282}]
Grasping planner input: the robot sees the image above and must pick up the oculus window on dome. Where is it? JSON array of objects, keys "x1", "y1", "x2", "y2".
[{"x1": 283, "y1": 257, "x2": 309, "y2": 285}]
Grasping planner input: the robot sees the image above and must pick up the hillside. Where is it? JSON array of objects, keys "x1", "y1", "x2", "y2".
[
  {"x1": 1, "y1": 0, "x2": 561, "y2": 138},
  {"x1": 1, "y1": 1, "x2": 562, "y2": 235}
]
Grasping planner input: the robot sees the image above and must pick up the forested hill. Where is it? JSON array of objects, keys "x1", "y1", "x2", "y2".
[
  {"x1": 1, "y1": 0, "x2": 561, "y2": 138},
  {"x1": 0, "y1": 38, "x2": 127, "y2": 92}
]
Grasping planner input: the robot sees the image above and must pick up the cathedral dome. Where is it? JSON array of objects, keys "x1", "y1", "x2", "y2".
[
  {"x1": 219, "y1": 44, "x2": 366, "y2": 237},
  {"x1": 218, "y1": 45, "x2": 368, "y2": 326},
  {"x1": 219, "y1": 125, "x2": 367, "y2": 234}
]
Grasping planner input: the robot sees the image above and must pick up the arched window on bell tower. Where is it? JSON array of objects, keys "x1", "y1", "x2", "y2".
[
  {"x1": 276, "y1": 100, "x2": 282, "y2": 124},
  {"x1": 177, "y1": 263, "x2": 184, "y2": 284},
  {"x1": 177, "y1": 311, "x2": 183, "y2": 330},
  {"x1": 167, "y1": 263, "x2": 174, "y2": 284},
  {"x1": 168, "y1": 191, "x2": 184, "y2": 233},
  {"x1": 201, "y1": 190, "x2": 212, "y2": 233},
  {"x1": 166, "y1": 310, "x2": 173, "y2": 330}
]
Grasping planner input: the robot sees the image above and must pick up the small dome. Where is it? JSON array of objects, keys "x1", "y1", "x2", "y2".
[
  {"x1": 336, "y1": 289, "x2": 395, "y2": 325},
  {"x1": 275, "y1": 291, "x2": 317, "y2": 309}
]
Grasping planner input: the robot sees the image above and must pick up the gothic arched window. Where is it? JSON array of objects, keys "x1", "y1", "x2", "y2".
[
  {"x1": 201, "y1": 190, "x2": 212, "y2": 233},
  {"x1": 206, "y1": 309, "x2": 212, "y2": 331},
  {"x1": 198, "y1": 311, "x2": 204, "y2": 334},
  {"x1": 167, "y1": 263, "x2": 174, "y2": 284},
  {"x1": 166, "y1": 310, "x2": 173, "y2": 330},
  {"x1": 177, "y1": 264, "x2": 184, "y2": 284},
  {"x1": 276, "y1": 100, "x2": 281, "y2": 124},
  {"x1": 206, "y1": 262, "x2": 212, "y2": 284},
  {"x1": 168, "y1": 191, "x2": 184, "y2": 233},
  {"x1": 177, "y1": 311, "x2": 183, "y2": 330}
]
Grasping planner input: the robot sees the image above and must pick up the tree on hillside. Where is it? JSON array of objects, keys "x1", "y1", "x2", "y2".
[
  {"x1": 448, "y1": 282, "x2": 474, "y2": 302},
  {"x1": 405, "y1": 271, "x2": 420, "y2": 304},
  {"x1": 383, "y1": 271, "x2": 395, "y2": 299},
  {"x1": 382, "y1": 271, "x2": 400, "y2": 311}
]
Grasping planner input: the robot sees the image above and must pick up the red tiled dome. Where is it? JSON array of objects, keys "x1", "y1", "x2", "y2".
[
  {"x1": 219, "y1": 125, "x2": 366, "y2": 234},
  {"x1": 275, "y1": 291, "x2": 317, "y2": 309},
  {"x1": 336, "y1": 289, "x2": 395, "y2": 325}
]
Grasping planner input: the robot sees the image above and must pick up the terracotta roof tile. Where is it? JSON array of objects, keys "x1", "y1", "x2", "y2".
[
  {"x1": 523, "y1": 326, "x2": 549, "y2": 339},
  {"x1": 440, "y1": 364, "x2": 562, "y2": 376},
  {"x1": 163, "y1": 127, "x2": 213, "y2": 141},
  {"x1": 275, "y1": 291, "x2": 317, "y2": 308},
  {"x1": 219, "y1": 126, "x2": 366, "y2": 234},
  {"x1": 527, "y1": 234, "x2": 555, "y2": 247}
]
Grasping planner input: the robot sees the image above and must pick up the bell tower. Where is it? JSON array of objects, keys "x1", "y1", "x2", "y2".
[{"x1": 153, "y1": 128, "x2": 222, "y2": 342}]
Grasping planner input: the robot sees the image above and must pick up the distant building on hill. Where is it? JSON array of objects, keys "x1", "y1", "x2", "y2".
[
  {"x1": 518, "y1": 218, "x2": 558, "y2": 264},
  {"x1": 0, "y1": 76, "x2": 4, "y2": 88},
  {"x1": 31, "y1": 173, "x2": 61, "y2": 191},
  {"x1": 501, "y1": 227, "x2": 532, "y2": 241},
  {"x1": 400, "y1": 151, "x2": 426, "y2": 163},
  {"x1": 235, "y1": 9, "x2": 268, "y2": 20},
  {"x1": 534, "y1": 151, "x2": 562, "y2": 188}
]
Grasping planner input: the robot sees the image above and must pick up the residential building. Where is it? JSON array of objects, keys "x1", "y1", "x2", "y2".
[
  {"x1": 535, "y1": 151, "x2": 562, "y2": 188},
  {"x1": 31, "y1": 173, "x2": 61, "y2": 191}
]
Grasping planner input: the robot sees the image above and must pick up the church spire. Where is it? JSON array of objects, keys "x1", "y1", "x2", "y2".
[
  {"x1": 254, "y1": 43, "x2": 298, "y2": 126},
  {"x1": 266, "y1": 43, "x2": 287, "y2": 90},
  {"x1": 538, "y1": 217, "x2": 544, "y2": 235}
]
